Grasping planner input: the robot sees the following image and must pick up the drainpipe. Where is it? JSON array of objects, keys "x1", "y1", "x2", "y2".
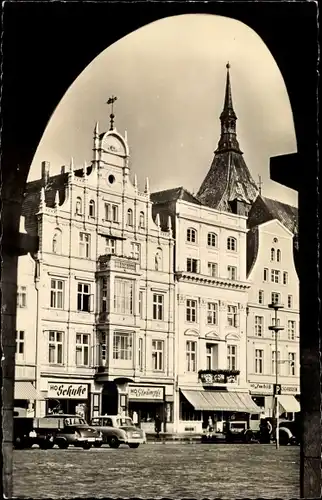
[{"x1": 32, "y1": 253, "x2": 41, "y2": 416}]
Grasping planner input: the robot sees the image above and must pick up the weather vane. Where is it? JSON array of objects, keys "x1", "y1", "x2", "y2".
[{"x1": 107, "y1": 95, "x2": 118, "y2": 130}]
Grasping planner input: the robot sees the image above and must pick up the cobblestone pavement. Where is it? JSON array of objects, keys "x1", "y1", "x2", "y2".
[{"x1": 13, "y1": 443, "x2": 299, "y2": 499}]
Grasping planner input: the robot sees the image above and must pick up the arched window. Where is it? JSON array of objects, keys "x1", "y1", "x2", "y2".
[
  {"x1": 89, "y1": 199, "x2": 95, "y2": 218},
  {"x1": 76, "y1": 197, "x2": 82, "y2": 215},
  {"x1": 52, "y1": 228, "x2": 62, "y2": 254},
  {"x1": 277, "y1": 249, "x2": 281, "y2": 262},
  {"x1": 187, "y1": 228, "x2": 197, "y2": 243},
  {"x1": 155, "y1": 248, "x2": 163, "y2": 271},
  {"x1": 207, "y1": 232, "x2": 217, "y2": 247},
  {"x1": 139, "y1": 211, "x2": 145, "y2": 229},
  {"x1": 127, "y1": 208, "x2": 133, "y2": 226},
  {"x1": 271, "y1": 248, "x2": 275, "y2": 261},
  {"x1": 227, "y1": 237, "x2": 237, "y2": 251}
]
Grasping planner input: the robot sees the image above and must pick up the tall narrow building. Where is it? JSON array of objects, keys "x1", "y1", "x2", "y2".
[{"x1": 197, "y1": 64, "x2": 259, "y2": 213}]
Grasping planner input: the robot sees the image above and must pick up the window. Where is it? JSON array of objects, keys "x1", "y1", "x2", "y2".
[
  {"x1": 48, "y1": 331, "x2": 63, "y2": 364},
  {"x1": 77, "y1": 283, "x2": 91, "y2": 312},
  {"x1": 283, "y1": 272, "x2": 288, "y2": 285},
  {"x1": 105, "y1": 237, "x2": 116, "y2": 255},
  {"x1": 227, "y1": 305, "x2": 238, "y2": 327},
  {"x1": 76, "y1": 197, "x2": 82, "y2": 215},
  {"x1": 113, "y1": 332, "x2": 132, "y2": 360},
  {"x1": 206, "y1": 344, "x2": 217, "y2": 370},
  {"x1": 207, "y1": 232, "x2": 217, "y2": 247},
  {"x1": 139, "y1": 211, "x2": 145, "y2": 229},
  {"x1": 272, "y1": 350, "x2": 281, "y2": 375},
  {"x1": 187, "y1": 258, "x2": 199, "y2": 273},
  {"x1": 207, "y1": 302, "x2": 218, "y2": 325},
  {"x1": 227, "y1": 237, "x2": 237, "y2": 251},
  {"x1": 263, "y1": 268, "x2": 268, "y2": 282},
  {"x1": 50, "y1": 279, "x2": 64, "y2": 309},
  {"x1": 270, "y1": 248, "x2": 275, "y2": 261},
  {"x1": 255, "y1": 316, "x2": 264, "y2": 337},
  {"x1": 186, "y1": 341, "x2": 196, "y2": 372},
  {"x1": 287, "y1": 295, "x2": 293, "y2": 309},
  {"x1": 288, "y1": 320, "x2": 296, "y2": 340},
  {"x1": 152, "y1": 340, "x2": 164, "y2": 371},
  {"x1": 208, "y1": 262, "x2": 218, "y2": 277},
  {"x1": 153, "y1": 294, "x2": 164, "y2": 321},
  {"x1": 288, "y1": 352, "x2": 296, "y2": 376},
  {"x1": 100, "y1": 332, "x2": 108, "y2": 363},
  {"x1": 76, "y1": 333, "x2": 90, "y2": 366},
  {"x1": 277, "y1": 249, "x2": 281, "y2": 262},
  {"x1": 255, "y1": 349, "x2": 264, "y2": 374},
  {"x1": 112, "y1": 205, "x2": 118, "y2": 222},
  {"x1": 139, "y1": 291, "x2": 144, "y2": 319},
  {"x1": 271, "y1": 270, "x2": 280, "y2": 283},
  {"x1": 227, "y1": 345, "x2": 237, "y2": 371},
  {"x1": 17, "y1": 286, "x2": 27, "y2": 308},
  {"x1": 138, "y1": 338, "x2": 143, "y2": 371},
  {"x1": 79, "y1": 232, "x2": 91, "y2": 258},
  {"x1": 15, "y1": 330, "x2": 24, "y2": 358},
  {"x1": 227, "y1": 266, "x2": 237, "y2": 280},
  {"x1": 89, "y1": 200, "x2": 95, "y2": 218},
  {"x1": 127, "y1": 208, "x2": 133, "y2": 226},
  {"x1": 271, "y1": 292, "x2": 280, "y2": 305},
  {"x1": 114, "y1": 279, "x2": 134, "y2": 315},
  {"x1": 186, "y1": 299, "x2": 197, "y2": 322},
  {"x1": 52, "y1": 228, "x2": 62, "y2": 254},
  {"x1": 131, "y1": 242, "x2": 140, "y2": 262},
  {"x1": 104, "y1": 203, "x2": 111, "y2": 221},
  {"x1": 100, "y1": 278, "x2": 108, "y2": 313},
  {"x1": 258, "y1": 290, "x2": 264, "y2": 304},
  {"x1": 187, "y1": 228, "x2": 197, "y2": 243},
  {"x1": 155, "y1": 248, "x2": 163, "y2": 271}
]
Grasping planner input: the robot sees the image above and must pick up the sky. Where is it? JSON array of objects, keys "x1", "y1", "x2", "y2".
[{"x1": 28, "y1": 14, "x2": 298, "y2": 207}]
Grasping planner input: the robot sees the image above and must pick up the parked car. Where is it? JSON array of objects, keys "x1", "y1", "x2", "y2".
[
  {"x1": 14, "y1": 416, "x2": 62, "y2": 449},
  {"x1": 45, "y1": 414, "x2": 103, "y2": 449},
  {"x1": 90, "y1": 415, "x2": 145, "y2": 448},
  {"x1": 223, "y1": 420, "x2": 256, "y2": 443},
  {"x1": 276, "y1": 419, "x2": 300, "y2": 446}
]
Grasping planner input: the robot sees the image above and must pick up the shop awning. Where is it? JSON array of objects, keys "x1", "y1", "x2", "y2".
[
  {"x1": 14, "y1": 381, "x2": 38, "y2": 400},
  {"x1": 181, "y1": 390, "x2": 261, "y2": 414},
  {"x1": 278, "y1": 395, "x2": 300, "y2": 413}
]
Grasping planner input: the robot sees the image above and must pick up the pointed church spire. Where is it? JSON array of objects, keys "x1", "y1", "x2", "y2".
[{"x1": 216, "y1": 63, "x2": 242, "y2": 154}]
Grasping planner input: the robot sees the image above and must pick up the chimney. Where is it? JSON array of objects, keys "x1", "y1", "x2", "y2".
[
  {"x1": 61, "y1": 166, "x2": 65, "y2": 175},
  {"x1": 41, "y1": 161, "x2": 50, "y2": 184}
]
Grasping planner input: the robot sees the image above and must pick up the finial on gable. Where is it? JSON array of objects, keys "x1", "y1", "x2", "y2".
[
  {"x1": 145, "y1": 177, "x2": 150, "y2": 195},
  {"x1": 83, "y1": 161, "x2": 87, "y2": 177},
  {"x1": 155, "y1": 213, "x2": 161, "y2": 228},
  {"x1": 125, "y1": 129, "x2": 128, "y2": 142},
  {"x1": 167, "y1": 215, "x2": 172, "y2": 232},
  {"x1": 134, "y1": 173, "x2": 138, "y2": 189},
  {"x1": 55, "y1": 190, "x2": 60, "y2": 209},
  {"x1": 94, "y1": 122, "x2": 99, "y2": 136},
  {"x1": 40, "y1": 187, "x2": 45, "y2": 209}
]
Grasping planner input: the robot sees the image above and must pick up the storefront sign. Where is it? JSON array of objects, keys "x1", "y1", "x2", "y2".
[
  {"x1": 129, "y1": 385, "x2": 164, "y2": 401},
  {"x1": 47, "y1": 382, "x2": 88, "y2": 399},
  {"x1": 250, "y1": 382, "x2": 299, "y2": 395}
]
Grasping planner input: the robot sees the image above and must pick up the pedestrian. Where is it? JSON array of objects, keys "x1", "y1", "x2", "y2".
[
  {"x1": 207, "y1": 416, "x2": 214, "y2": 439},
  {"x1": 155, "y1": 413, "x2": 162, "y2": 439},
  {"x1": 132, "y1": 410, "x2": 138, "y2": 426}
]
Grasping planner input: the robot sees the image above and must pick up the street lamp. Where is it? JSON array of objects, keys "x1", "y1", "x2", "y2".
[{"x1": 268, "y1": 302, "x2": 284, "y2": 450}]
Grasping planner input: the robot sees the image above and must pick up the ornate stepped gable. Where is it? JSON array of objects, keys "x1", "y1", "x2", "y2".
[{"x1": 197, "y1": 63, "x2": 259, "y2": 212}]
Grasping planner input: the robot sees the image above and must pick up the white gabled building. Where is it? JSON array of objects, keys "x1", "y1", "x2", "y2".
[
  {"x1": 246, "y1": 218, "x2": 300, "y2": 417},
  {"x1": 151, "y1": 188, "x2": 260, "y2": 434}
]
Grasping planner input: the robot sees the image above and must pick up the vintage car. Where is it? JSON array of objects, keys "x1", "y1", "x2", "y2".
[
  {"x1": 276, "y1": 419, "x2": 299, "y2": 446},
  {"x1": 90, "y1": 415, "x2": 145, "y2": 448},
  {"x1": 45, "y1": 414, "x2": 103, "y2": 449}
]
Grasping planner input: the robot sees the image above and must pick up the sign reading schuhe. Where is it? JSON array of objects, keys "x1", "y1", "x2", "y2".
[
  {"x1": 129, "y1": 385, "x2": 164, "y2": 401},
  {"x1": 47, "y1": 382, "x2": 88, "y2": 399}
]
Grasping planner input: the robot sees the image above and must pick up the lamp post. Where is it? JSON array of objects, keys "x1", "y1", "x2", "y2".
[{"x1": 268, "y1": 302, "x2": 284, "y2": 450}]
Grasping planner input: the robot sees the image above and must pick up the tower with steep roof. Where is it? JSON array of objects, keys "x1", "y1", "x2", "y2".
[{"x1": 197, "y1": 63, "x2": 259, "y2": 213}]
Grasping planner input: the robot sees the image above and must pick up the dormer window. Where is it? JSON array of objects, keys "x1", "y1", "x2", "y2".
[
  {"x1": 187, "y1": 228, "x2": 197, "y2": 243},
  {"x1": 76, "y1": 197, "x2": 82, "y2": 215},
  {"x1": 227, "y1": 237, "x2": 237, "y2": 251},
  {"x1": 89, "y1": 200, "x2": 95, "y2": 218},
  {"x1": 127, "y1": 208, "x2": 133, "y2": 226}
]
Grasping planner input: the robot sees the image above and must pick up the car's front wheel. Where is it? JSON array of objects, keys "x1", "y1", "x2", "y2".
[
  {"x1": 109, "y1": 436, "x2": 120, "y2": 449},
  {"x1": 82, "y1": 442, "x2": 92, "y2": 450},
  {"x1": 129, "y1": 443, "x2": 140, "y2": 449},
  {"x1": 58, "y1": 441, "x2": 69, "y2": 449}
]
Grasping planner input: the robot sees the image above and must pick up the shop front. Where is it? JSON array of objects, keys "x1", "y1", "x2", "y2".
[
  {"x1": 128, "y1": 384, "x2": 167, "y2": 433},
  {"x1": 46, "y1": 381, "x2": 91, "y2": 420},
  {"x1": 249, "y1": 382, "x2": 300, "y2": 419},
  {"x1": 14, "y1": 381, "x2": 38, "y2": 417}
]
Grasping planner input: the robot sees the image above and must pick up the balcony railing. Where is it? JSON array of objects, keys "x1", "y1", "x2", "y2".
[
  {"x1": 98, "y1": 254, "x2": 138, "y2": 272},
  {"x1": 198, "y1": 369, "x2": 240, "y2": 385}
]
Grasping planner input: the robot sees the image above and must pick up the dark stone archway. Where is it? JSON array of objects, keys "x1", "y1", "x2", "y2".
[{"x1": 2, "y1": 2, "x2": 319, "y2": 498}]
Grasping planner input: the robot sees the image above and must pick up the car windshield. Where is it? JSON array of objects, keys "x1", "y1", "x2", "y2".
[
  {"x1": 92, "y1": 418, "x2": 113, "y2": 426},
  {"x1": 64, "y1": 417, "x2": 86, "y2": 426},
  {"x1": 117, "y1": 417, "x2": 133, "y2": 427}
]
